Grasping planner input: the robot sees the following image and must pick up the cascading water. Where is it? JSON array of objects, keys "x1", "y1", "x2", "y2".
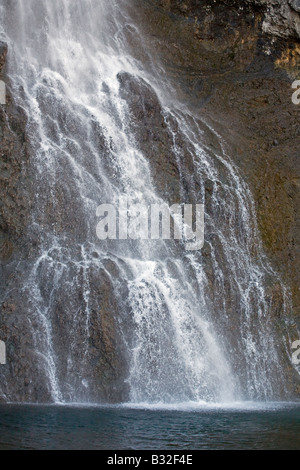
[{"x1": 0, "y1": 0, "x2": 297, "y2": 404}]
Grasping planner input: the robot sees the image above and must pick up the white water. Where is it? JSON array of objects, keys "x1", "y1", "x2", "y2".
[{"x1": 0, "y1": 0, "x2": 296, "y2": 404}]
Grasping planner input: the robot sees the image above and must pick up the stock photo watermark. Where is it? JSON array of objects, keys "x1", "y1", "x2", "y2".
[
  {"x1": 96, "y1": 199, "x2": 205, "y2": 251},
  {"x1": 292, "y1": 80, "x2": 300, "y2": 105},
  {"x1": 0, "y1": 341, "x2": 6, "y2": 365},
  {"x1": 0, "y1": 80, "x2": 6, "y2": 105},
  {"x1": 292, "y1": 340, "x2": 300, "y2": 365}
]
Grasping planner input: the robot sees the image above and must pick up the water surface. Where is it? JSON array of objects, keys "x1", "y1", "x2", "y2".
[{"x1": 0, "y1": 403, "x2": 299, "y2": 450}]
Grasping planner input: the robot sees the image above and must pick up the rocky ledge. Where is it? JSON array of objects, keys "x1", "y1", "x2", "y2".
[{"x1": 156, "y1": 0, "x2": 300, "y2": 39}]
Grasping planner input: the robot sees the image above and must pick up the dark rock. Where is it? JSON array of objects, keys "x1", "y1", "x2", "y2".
[
  {"x1": 130, "y1": 0, "x2": 300, "y2": 322},
  {"x1": 1, "y1": 0, "x2": 300, "y2": 402},
  {"x1": 153, "y1": 0, "x2": 300, "y2": 39},
  {"x1": 289, "y1": 0, "x2": 300, "y2": 14},
  {"x1": 0, "y1": 44, "x2": 129, "y2": 403}
]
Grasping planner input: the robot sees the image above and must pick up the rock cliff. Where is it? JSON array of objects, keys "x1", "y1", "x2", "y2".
[
  {"x1": 127, "y1": 0, "x2": 300, "y2": 326},
  {"x1": 0, "y1": 0, "x2": 300, "y2": 401}
]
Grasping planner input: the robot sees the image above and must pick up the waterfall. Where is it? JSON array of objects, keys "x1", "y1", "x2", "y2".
[{"x1": 0, "y1": 0, "x2": 294, "y2": 404}]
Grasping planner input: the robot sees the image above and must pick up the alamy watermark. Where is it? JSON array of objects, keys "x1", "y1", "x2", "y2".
[
  {"x1": 0, "y1": 80, "x2": 6, "y2": 105},
  {"x1": 0, "y1": 341, "x2": 6, "y2": 365},
  {"x1": 96, "y1": 199, "x2": 205, "y2": 251},
  {"x1": 292, "y1": 80, "x2": 300, "y2": 105},
  {"x1": 292, "y1": 340, "x2": 300, "y2": 365}
]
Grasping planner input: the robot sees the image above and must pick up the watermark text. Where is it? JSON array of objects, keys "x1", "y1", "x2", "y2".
[
  {"x1": 292, "y1": 80, "x2": 300, "y2": 105},
  {"x1": 292, "y1": 340, "x2": 300, "y2": 365},
  {"x1": 96, "y1": 199, "x2": 205, "y2": 251},
  {"x1": 0, "y1": 341, "x2": 6, "y2": 365},
  {"x1": 0, "y1": 80, "x2": 6, "y2": 105}
]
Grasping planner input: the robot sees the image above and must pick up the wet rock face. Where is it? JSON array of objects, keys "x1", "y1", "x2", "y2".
[
  {"x1": 116, "y1": 66, "x2": 299, "y2": 396},
  {"x1": 117, "y1": 71, "x2": 198, "y2": 203},
  {"x1": 1, "y1": 0, "x2": 300, "y2": 402},
  {"x1": 0, "y1": 41, "x2": 34, "y2": 402},
  {"x1": 124, "y1": 0, "x2": 300, "y2": 391},
  {"x1": 0, "y1": 42, "x2": 31, "y2": 264},
  {"x1": 130, "y1": 0, "x2": 300, "y2": 323},
  {"x1": 117, "y1": 71, "x2": 181, "y2": 201},
  {"x1": 0, "y1": 44, "x2": 128, "y2": 403}
]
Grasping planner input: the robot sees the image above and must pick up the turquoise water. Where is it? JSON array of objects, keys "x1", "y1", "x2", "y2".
[{"x1": 0, "y1": 403, "x2": 300, "y2": 450}]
